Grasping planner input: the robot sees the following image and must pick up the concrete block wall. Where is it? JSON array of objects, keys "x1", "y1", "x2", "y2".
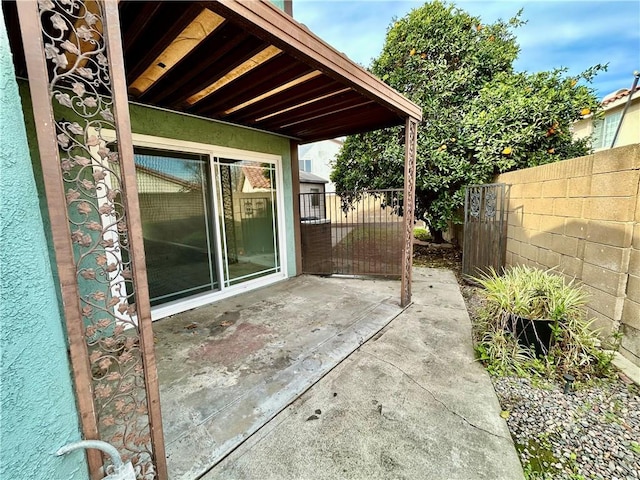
[{"x1": 496, "y1": 144, "x2": 640, "y2": 367}]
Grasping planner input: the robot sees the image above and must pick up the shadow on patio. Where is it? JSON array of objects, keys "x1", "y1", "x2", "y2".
[{"x1": 153, "y1": 275, "x2": 404, "y2": 479}]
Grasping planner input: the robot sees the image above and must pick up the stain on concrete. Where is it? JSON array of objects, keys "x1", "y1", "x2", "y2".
[
  {"x1": 189, "y1": 323, "x2": 272, "y2": 365},
  {"x1": 208, "y1": 310, "x2": 241, "y2": 336}
]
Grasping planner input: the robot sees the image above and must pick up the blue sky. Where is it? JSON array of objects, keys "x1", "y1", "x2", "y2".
[{"x1": 293, "y1": 0, "x2": 640, "y2": 98}]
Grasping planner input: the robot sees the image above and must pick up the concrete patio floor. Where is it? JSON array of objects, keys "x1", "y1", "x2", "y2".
[
  {"x1": 204, "y1": 268, "x2": 524, "y2": 480},
  {"x1": 153, "y1": 274, "x2": 405, "y2": 479}
]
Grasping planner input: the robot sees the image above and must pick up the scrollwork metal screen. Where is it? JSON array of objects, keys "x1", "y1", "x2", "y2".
[
  {"x1": 462, "y1": 183, "x2": 508, "y2": 277},
  {"x1": 16, "y1": 0, "x2": 166, "y2": 478}
]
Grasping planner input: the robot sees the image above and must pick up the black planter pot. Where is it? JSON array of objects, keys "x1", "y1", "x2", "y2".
[{"x1": 506, "y1": 314, "x2": 554, "y2": 357}]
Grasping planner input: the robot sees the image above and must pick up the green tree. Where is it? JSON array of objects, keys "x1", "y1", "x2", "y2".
[{"x1": 331, "y1": 1, "x2": 602, "y2": 242}]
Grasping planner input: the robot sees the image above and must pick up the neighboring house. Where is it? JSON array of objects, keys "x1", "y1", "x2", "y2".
[
  {"x1": 573, "y1": 85, "x2": 640, "y2": 151},
  {"x1": 0, "y1": 1, "x2": 421, "y2": 479},
  {"x1": 299, "y1": 170, "x2": 328, "y2": 220},
  {"x1": 298, "y1": 137, "x2": 344, "y2": 192}
]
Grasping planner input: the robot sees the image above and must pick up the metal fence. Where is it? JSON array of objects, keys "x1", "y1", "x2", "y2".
[
  {"x1": 300, "y1": 190, "x2": 404, "y2": 277},
  {"x1": 462, "y1": 183, "x2": 508, "y2": 277}
]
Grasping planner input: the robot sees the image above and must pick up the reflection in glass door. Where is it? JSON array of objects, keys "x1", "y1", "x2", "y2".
[
  {"x1": 134, "y1": 148, "x2": 218, "y2": 306},
  {"x1": 216, "y1": 159, "x2": 280, "y2": 287}
]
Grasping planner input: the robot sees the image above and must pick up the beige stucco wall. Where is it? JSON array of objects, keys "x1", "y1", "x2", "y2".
[
  {"x1": 573, "y1": 96, "x2": 640, "y2": 151},
  {"x1": 496, "y1": 144, "x2": 640, "y2": 367}
]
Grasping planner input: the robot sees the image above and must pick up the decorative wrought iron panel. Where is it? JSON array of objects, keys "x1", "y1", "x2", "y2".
[
  {"x1": 299, "y1": 190, "x2": 404, "y2": 277},
  {"x1": 462, "y1": 183, "x2": 508, "y2": 277},
  {"x1": 16, "y1": 1, "x2": 166, "y2": 478}
]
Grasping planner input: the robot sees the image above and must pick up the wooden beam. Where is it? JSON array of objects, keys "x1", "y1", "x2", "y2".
[
  {"x1": 220, "y1": 76, "x2": 343, "y2": 121},
  {"x1": 174, "y1": 38, "x2": 273, "y2": 109},
  {"x1": 138, "y1": 21, "x2": 248, "y2": 104},
  {"x1": 120, "y1": 2, "x2": 163, "y2": 56},
  {"x1": 290, "y1": 140, "x2": 303, "y2": 275},
  {"x1": 192, "y1": 56, "x2": 313, "y2": 115},
  {"x1": 257, "y1": 91, "x2": 359, "y2": 129},
  {"x1": 205, "y1": 1, "x2": 422, "y2": 121},
  {"x1": 125, "y1": 3, "x2": 202, "y2": 84}
]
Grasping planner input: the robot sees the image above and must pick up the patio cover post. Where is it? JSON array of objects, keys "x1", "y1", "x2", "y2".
[
  {"x1": 16, "y1": 1, "x2": 101, "y2": 475},
  {"x1": 401, "y1": 116, "x2": 419, "y2": 307},
  {"x1": 103, "y1": 2, "x2": 168, "y2": 478},
  {"x1": 290, "y1": 140, "x2": 303, "y2": 274},
  {"x1": 16, "y1": 0, "x2": 167, "y2": 477}
]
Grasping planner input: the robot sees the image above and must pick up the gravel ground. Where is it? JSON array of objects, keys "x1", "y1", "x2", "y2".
[{"x1": 493, "y1": 376, "x2": 640, "y2": 480}]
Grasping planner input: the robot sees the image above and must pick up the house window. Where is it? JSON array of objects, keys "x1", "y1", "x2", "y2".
[
  {"x1": 299, "y1": 159, "x2": 312, "y2": 172},
  {"x1": 310, "y1": 187, "x2": 320, "y2": 207},
  {"x1": 592, "y1": 110, "x2": 622, "y2": 149}
]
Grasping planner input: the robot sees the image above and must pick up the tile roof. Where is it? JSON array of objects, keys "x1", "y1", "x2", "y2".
[
  {"x1": 242, "y1": 166, "x2": 272, "y2": 190},
  {"x1": 602, "y1": 85, "x2": 640, "y2": 106}
]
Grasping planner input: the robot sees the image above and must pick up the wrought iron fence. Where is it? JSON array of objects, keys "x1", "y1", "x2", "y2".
[
  {"x1": 462, "y1": 183, "x2": 508, "y2": 277},
  {"x1": 300, "y1": 189, "x2": 404, "y2": 277}
]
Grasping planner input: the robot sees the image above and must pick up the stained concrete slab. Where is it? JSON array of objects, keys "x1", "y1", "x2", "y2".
[
  {"x1": 206, "y1": 268, "x2": 524, "y2": 480},
  {"x1": 153, "y1": 275, "x2": 404, "y2": 479}
]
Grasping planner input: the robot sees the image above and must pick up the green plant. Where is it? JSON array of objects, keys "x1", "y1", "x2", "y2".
[
  {"x1": 413, "y1": 226, "x2": 432, "y2": 242},
  {"x1": 474, "y1": 265, "x2": 588, "y2": 320},
  {"x1": 471, "y1": 265, "x2": 615, "y2": 378},
  {"x1": 331, "y1": 1, "x2": 603, "y2": 242}
]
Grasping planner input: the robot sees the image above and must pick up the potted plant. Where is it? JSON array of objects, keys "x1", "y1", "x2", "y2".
[{"x1": 474, "y1": 265, "x2": 589, "y2": 357}]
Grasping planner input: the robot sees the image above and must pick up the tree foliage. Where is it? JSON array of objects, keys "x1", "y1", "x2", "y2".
[{"x1": 331, "y1": 1, "x2": 603, "y2": 241}]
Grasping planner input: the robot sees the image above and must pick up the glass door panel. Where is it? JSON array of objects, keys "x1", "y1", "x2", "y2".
[
  {"x1": 216, "y1": 159, "x2": 280, "y2": 287},
  {"x1": 134, "y1": 148, "x2": 218, "y2": 306}
]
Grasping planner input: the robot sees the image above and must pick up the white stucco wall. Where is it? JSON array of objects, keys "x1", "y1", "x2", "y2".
[
  {"x1": 298, "y1": 139, "x2": 343, "y2": 192},
  {"x1": 573, "y1": 92, "x2": 640, "y2": 151}
]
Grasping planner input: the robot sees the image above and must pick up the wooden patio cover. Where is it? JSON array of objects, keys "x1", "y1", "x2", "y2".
[
  {"x1": 6, "y1": 0, "x2": 422, "y2": 139},
  {"x1": 119, "y1": 0, "x2": 422, "y2": 141},
  {"x1": 6, "y1": 2, "x2": 421, "y2": 478}
]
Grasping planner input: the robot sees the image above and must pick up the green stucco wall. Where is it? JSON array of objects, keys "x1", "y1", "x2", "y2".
[{"x1": 0, "y1": 7, "x2": 88, "y2": 480}]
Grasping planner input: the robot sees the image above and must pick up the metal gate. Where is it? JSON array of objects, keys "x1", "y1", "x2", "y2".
[
  {"x1": 462, "y1": 183, "x2": 508, "y2": 277},
  {"x1": 300, "y1": 190, "x2": 404, "y2": 277}
]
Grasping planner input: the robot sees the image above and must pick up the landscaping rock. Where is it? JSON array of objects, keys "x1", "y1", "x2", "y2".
[{"x1": 493, "y1": 376, "x2": 640, "y2": 480}]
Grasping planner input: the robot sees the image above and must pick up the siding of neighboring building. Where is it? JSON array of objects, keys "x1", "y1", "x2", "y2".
[
  {"x1": 298, "y1": 139, "x2": 343, "y2": 192},
  {"x1": 0, "y1": 9, "x2": 89, "y2": 479},
  {"x1": 573, "y1": 89, "x2": 640, "y2": 151}
]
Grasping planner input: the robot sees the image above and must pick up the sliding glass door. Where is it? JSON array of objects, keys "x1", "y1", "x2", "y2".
[
  {"x1": 216, "y1": 159, "x2": 280, "y2": 287},
  {"x1": 131, "y1": 146, "x2": 282, "y2": 312},
  {"x1": 134, "y1": 148, "x2": 218, "y2": 306}
]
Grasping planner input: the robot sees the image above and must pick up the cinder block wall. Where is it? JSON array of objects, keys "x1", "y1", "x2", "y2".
[{"x1": 496, "y1": 144, "x2": 640, "y2": 367}]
